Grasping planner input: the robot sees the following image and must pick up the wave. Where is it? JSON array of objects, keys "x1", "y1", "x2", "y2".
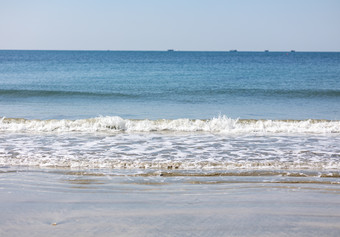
[
  {"x1": 209, "y1": 88, "x2": 340, "y2": 98},
  {"x1": 1, "y1": 88, "x2": 340, "y2": 99},
  {"x1": 2, "y1": 158, "x2": 340, "y2": 175},
  {"x1": 0, "y1": 89, "x2": 138, "y2": 99},
  {"x1": 1, "y1": 116, "x2": 339, "y2": 134}
]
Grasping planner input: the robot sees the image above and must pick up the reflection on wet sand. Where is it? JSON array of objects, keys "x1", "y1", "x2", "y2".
[{"x1": 1, "y1": 167, "x2": 340, "y2": 237}]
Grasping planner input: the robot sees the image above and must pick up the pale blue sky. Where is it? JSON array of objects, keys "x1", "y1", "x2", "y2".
[{"x1": 1, "y1": 0, "x2": 339, "y2": 51}]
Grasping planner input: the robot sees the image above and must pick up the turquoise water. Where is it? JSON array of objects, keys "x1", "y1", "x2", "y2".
[{"x1": 1, "y1": 50, "x2": 339, "y2": 120}]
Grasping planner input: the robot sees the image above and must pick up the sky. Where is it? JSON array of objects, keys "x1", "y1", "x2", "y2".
[{"x1": 1, "y1": 0, "x2": 339, "y2": 51}]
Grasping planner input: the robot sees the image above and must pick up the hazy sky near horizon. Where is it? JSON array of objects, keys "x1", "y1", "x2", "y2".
[{"x1": 1, "y1": 0, "x2": 339, "y2": 51}]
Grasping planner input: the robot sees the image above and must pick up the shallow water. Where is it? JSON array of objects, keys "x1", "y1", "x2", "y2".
[{"x1": 1, "y1": 131, "x2": 340, "y2": 172}]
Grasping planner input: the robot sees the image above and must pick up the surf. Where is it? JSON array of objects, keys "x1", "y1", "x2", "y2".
[{"x1": 1, "y1": 115, "x2": 339, "y2": 134}]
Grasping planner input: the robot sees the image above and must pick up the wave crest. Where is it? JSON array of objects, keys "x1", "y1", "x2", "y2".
[{"x1": 1, "y1": 116, "x2": 339, "y2": 134}]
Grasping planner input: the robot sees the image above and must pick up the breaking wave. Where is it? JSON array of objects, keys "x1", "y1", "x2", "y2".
[{"x1": 1, "y1": 116, "x2": 339, "y2": 134}]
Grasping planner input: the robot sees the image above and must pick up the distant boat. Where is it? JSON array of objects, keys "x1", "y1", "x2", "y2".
[
  {"x1": 291, "y1": 50, "x2": 296, "y2": 52},
  {"x1": 229, "y1": 50, "x2": 237, "y2": 52},
  {"x1": 167, "y1": 49, "x2": 174, "y2": 52},
  {"x1": 264, "y1": 50, "x2": 269, "y2": 52}
]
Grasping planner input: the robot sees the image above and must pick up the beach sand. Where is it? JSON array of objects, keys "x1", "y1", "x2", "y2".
[{"x1": 1, "y1": 168, "x2": 340, "y2": 237}]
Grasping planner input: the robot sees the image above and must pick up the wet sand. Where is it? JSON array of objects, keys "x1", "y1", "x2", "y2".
[{"x1": 1, "y1": 168, "x2": 340, "y2": 237}]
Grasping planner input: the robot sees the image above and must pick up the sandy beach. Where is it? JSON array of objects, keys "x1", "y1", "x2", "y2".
[{"x1": 1, "y1": 167, "x2": 340, "y2": 237}]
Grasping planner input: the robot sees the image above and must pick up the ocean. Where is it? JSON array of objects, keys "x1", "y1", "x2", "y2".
[{"x1": 1, "y1": 50, "x2": 340, "y2": 236}]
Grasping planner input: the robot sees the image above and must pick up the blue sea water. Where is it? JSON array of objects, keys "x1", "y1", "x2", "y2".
[
  {"x1": 0, "y1": 50, "x2": 339, "y2": 120},
  {"x1": 0, "y1": 50, "x2": 340, "y2": 173}
]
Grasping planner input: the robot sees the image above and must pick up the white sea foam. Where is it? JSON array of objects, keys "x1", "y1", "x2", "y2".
[
  {"x1": 1, "y1": 132, "x2": 340, "y2": 171},
  {"x1": 1, "y1": 116, "x2": 340, "y2": 172},
  {"x1": 1, "y1": 116, "x2": 339, "y2": 134}
]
